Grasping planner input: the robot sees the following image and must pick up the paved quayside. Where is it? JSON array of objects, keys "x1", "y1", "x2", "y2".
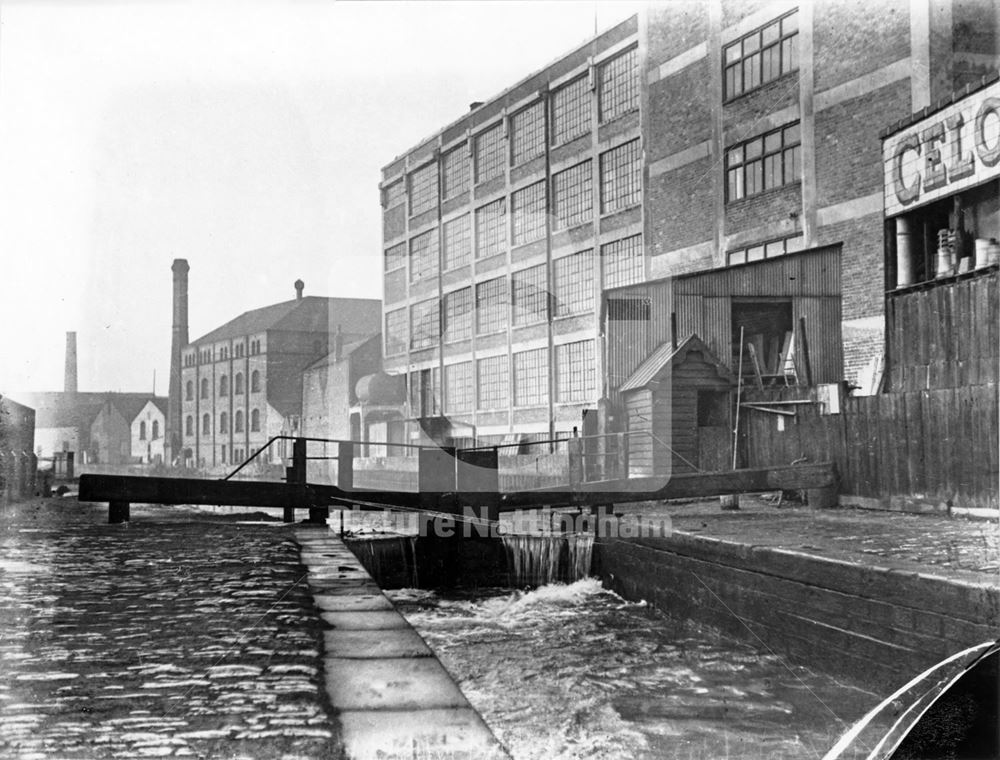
[{"x1": 295, "y1": 527, "x2": 508, "y2": 760}]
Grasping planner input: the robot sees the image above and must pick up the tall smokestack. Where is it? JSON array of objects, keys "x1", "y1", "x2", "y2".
[
  {"x1": 167, "y1": 259, "x2": 190, "y2": 465},
  {"x1": 64, "y1": 332, "x2": 78, "y2": 394},
  {"x1": 294, "y1": 279, "x2": 304, "y2": 300}
]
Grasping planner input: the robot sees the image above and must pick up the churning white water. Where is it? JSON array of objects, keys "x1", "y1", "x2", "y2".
[{"x1": 388, "y1": 580, "x2": 875, "y2": 760}]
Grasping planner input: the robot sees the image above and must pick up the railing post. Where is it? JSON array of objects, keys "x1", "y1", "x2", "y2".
[
  {"x1": 568, "y1": 438, "x2": 583, "y2": 486},
  {"x1": 283, "y1": 438, "x2": 306, "y2": 523}
]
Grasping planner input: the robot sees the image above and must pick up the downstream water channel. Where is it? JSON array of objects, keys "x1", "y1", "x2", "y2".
[{"x1": 387, "y1": 579, "x2": 877, "y2": 760}]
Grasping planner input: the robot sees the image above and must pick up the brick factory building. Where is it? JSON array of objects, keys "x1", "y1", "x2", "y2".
[
  {"x1": 173, "y1": 268, "x2": 380, "y2": 469},
  {"x1": 378, "y1": 1, "x2": 998, "y2": 446}
]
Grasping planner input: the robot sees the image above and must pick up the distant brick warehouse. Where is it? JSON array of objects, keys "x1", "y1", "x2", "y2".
[
  {"x1": 178, "y1": 281, "x2": 380, "y2": 469},
  {"x1": 379, "y1": 2, "x2": 998, "y2": 444}
]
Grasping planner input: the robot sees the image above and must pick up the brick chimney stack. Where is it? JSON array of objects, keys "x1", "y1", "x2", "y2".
[
  {"x1": 64, "y1": 332, "x2": 78, "y2": 395},
  {"x1": 167, "y1": 259, "x2": 189, "y2": 465}
]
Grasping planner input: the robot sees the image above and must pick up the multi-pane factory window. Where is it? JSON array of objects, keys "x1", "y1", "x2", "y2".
[
  {"x1": 475, "y1": 198, "x2": 507, "y2": 258},
  {"x1": 511, "y1": 101, "x2": 545, "y2": 166},
  {"x1": 251, "y1": 409, "x2": 260, "y2": 432},
  {"x1": 442, "y1": 144, "x2": 470, "y2": 199},
  {"x1": 512, "y1": 264, "x2": 548, "y2": 325},
  {"x1": 409, "y1": 229, "x2": 439, "y2": 283},
  {"x1": 408, "y1": 162, "x2": 438, "y2": 216},
  {"x1": 600, "y1": 140, "x2": 641, "y2": 213},
  {"x1": 445, "y1": 362, "x2": 474, "y2": 413},
  {"x1": 234, "y1": 410, "x2": 244, "y2": 433},
  {"x1": 185, "y1": 416, "x2": 193, "y2": 436},
  {"x1": 513, "y1": 348, "x2": 549, "y2": 407},
  {"x1": 409, "y1": 367, "x2": 441, "y2": 417},
  {"x1": 251, "y1": 370, "x2": 260, "y2": 392},
  {"x1": 383, "y1": 180, "x2": 404, "y2": 209},
  {"x1": 476, "y1": 276, "x2": 509, "y2": 335},
  {"x1": 601, "y1": 234, "x2": 644, "y2": 288},
  {"x1": 443, "y1": 287, "x2": 473, "y2": 343},
  {"x1": 724, "y1": 11, "x2": 798, "y2": 100},
  {"x1": 553, "y1": 251, "x2": 594, "y2": 317},
  {"x1": 552, "y1": 161, "x2": 592, "y2": 230},
  {"x1": 202, "y1": 413, "x2": 211, "y2": 436},
  {"x1": 727, "y1": 234, "x2": 804, "y2": 266},
  {"x1": 219, "y1": 375, "x2": 229, "y2": 397},
  {"x1": 598, "y1": 47, "x2": 638, "y2": 122},
  {"x1": 474, "y1": 123, "x2": 505, "y2": 184},
  {"x1": 551, "y1": 76, "x2": 590, "y2": 145},
  {"x1": 385, "y1": 242, "x2": 407, "y2": 271},
  {"x1": 385, "y1": 308, "x2": 407, "y2": 356},
  {"x1": 556, "y1": 340, "x2": 596, "y2": 402},
  {"x1": 200, "y1": 378, "x2": 209, "y2": 399},
  {"x1": 410, "y1": 299, "x2": 439, "y2": 350},
  {"x1": 443, "y1": 214, "x2": 472, "y2": 270},
  {"x1": 235, "y1": 373, "x2": 244, "y2": 395},
  {"x1": 185, "y1": 381, "x2": 193, "y2": 401},
  {"x1": 511, "y1": 181, "x2": 547, "y2": 246},
  {"x1": 477, "y1": 355, "x2": 509, "y2": 410},
  {"x1": 726, "y1": 122, "x2": 800, "y2": 202}
]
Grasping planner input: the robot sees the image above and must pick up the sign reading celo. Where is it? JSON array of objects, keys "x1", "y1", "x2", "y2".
[{"x1": 883, "y1": 80, "x2": 1000, "y2": 217}]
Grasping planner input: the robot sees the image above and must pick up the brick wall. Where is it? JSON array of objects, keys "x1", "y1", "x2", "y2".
[
  {"x1": 595, "y1": 534, "x2": 999, "y2": 693},
  {"x1": 648, "y1": 158, "x2": 716, "y2": 255},
  {"x1": 813, "y1": 0, "x2": 910, "y2": 92}
]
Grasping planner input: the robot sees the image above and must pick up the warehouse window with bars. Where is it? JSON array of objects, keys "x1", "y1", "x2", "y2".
[
  {"x1": 409, "y1": 229, "x2": 439, "y2": 283},
  {"x1": 551, "y1": 75, "x2": 590, "y2": 146},
  {"x1": 475, "y1": 198, "x2": 507, "y2": 258},
  {"x1": 445, "y1": 362, "x2": 474, "y2": 413},
  {"x1": 512, "y1": 181, "x2": 547, "y2": 246},
  {"x1": 477, "y1": 354, "x2": 509, "y2": 410},
  {"x1": 442, "y1": 144, "x2": 470, "y2": 199},
  {"x1": 553, "y1": 251, "x2": 594, "y2": 317},
  {"x1": 727, "y1": 234, "x2": 804, "y2": 266},
  {"x1": 552, "y1": 161, "x2": 592, "y2": 231},
  {"x1": 726, "y1": 122, "x2": 801, "y2": 202},
  {"x1": 511, "y1": 101, "x2": 545, "y2": 166},
  {"x1": 724, "y1": 11, "x2": 798, "y2": 100},
  {"x1": 513, "y1": 347, "x2": 549, "y2": 407},
  {"x1": 476, "y1": 276, "x2": 509, "y2": 335},
  {"x1": 409, "y1": 299, "x2": 439, "y2": 350},
  {"x1": 602, "y1": 234, "x2": 644, "y2": 288},
  {"x1": 556, "y1": 340, "x2": 595, "y2": 402},
  {"x1": 408, "y1": 162, "x2": 438, "y2": 217},
  {"x1": 443, "y1": 214, "x2": 472, "y2": 270},
  {"x1": 443, "y1": 287, "x2": 473, "y2": 343},
  {"x1": 600, "y1": 139, "x2": 641, "y2": 213},
  {"x1": 512, "y1": 264, "x2": 548, "y2": 326},
  {"x1": 474, "y1": 123, "x2": 505, "y2": 184},
  {"x1": 598, "y1": 47, "x2": 638, "y2": 122}
]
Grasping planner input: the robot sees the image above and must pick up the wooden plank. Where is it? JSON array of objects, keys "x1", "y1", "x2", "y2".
[
  {"x1": 903, "y1": 391, "x2": 923, "y2": 495},
  {"x1": 921, "y1": 390, "x2": 939, "y2": 502}
]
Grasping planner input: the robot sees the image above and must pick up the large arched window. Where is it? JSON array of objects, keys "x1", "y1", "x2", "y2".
[
  {"x1": 220, "y1": 411, "x2": 229, "y2": 434},
  {"x1": 152, "y1": 420, "x2": 159, "y2": 439},
  {"x1": 185, "y1": 380, "x2": 193, "y2": 401},
  {"x1": 235, "y1": 410, "x2": 245, "y2": 433},
  {"x1": 235, "y1": 373, "x2": 244, "y2": 395},
  {"x1": 139, "y1": 421, "x2": 147, "y2": 441},
  {"x1": 219, "y1": 375, "x2": 229, "y2": 397},
  {"x1": 251, "y1": 370, "x2": 261, "y2": 393},
  {"x1": 250, "y1": 408, "x2": 260, "y2": 432},
  {"x1": 185, "y1": 416, "x2": 193, "y2": 436},
  {"x1": 200, "y1": 378, "x2": 209, "y2": 399},
  {"x1": 202, "y1": 413, "x2": 211, "y2": 436}
]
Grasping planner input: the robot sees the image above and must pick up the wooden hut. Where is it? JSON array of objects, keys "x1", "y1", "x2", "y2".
[{"x1": 618, "y1": 334, "x2": 736, "y2": 478}]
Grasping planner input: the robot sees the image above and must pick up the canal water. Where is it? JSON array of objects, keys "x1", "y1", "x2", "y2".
[{"x1": 388, "y1": 579, "x2": 877, "y2": 760}]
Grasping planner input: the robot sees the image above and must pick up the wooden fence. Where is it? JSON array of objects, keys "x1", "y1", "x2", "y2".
[{"x1": 742, "y1": 384, "x2": 999, "y2": 510}]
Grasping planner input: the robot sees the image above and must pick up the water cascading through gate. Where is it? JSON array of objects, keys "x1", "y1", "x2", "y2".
[{"x1": 501, "y1": 534, "x2": 594, "y2": 587}]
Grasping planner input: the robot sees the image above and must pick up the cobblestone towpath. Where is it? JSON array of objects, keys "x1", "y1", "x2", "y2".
[{"x1": 0, "y1": 498, "x2": 341, "y2": 759}]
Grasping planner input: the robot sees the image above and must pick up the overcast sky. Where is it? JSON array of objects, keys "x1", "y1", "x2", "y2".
[{"x1": 0, "y1": 0, "x2": 644, "y2": 395}]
